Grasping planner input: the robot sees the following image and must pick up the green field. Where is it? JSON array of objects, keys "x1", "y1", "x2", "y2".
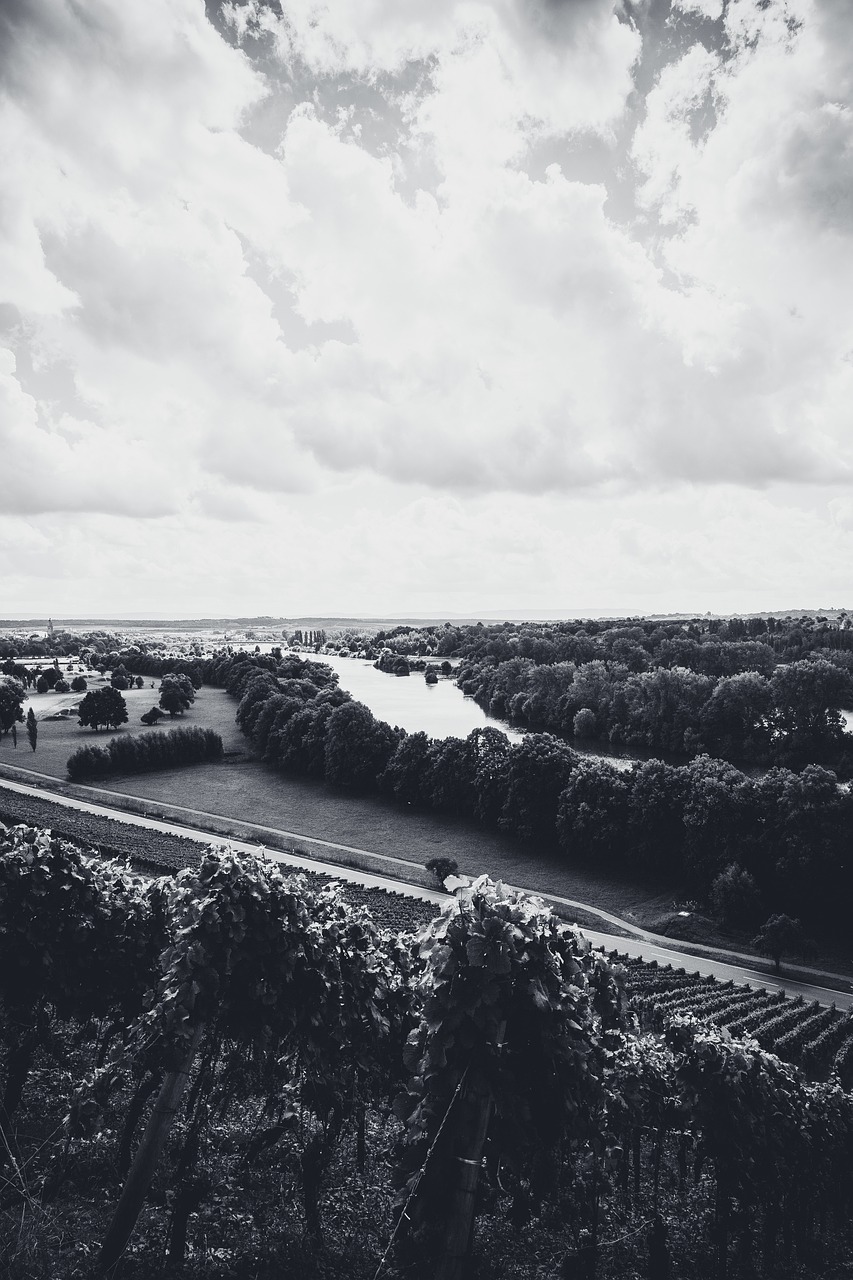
[{"x1": 0, "y1": 678, "x2": 247, "y2": 778}]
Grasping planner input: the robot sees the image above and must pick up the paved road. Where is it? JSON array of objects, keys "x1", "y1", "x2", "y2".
[{"x1": 1, "y1": 774, "x2": 851, "y2": 1011}]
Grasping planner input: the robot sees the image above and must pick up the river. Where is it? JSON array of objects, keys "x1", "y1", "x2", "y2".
[
  {"x1": 298, "y1": 651, "x2": 527, "y2": 743},
  {"x1": 293, "y1": 652, "x2": 642, "y2": 770}
]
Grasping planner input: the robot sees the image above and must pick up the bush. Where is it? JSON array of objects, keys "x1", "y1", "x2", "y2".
[
  {"x1": 67, "y1": 726, "x2": 223, "y2": 780},
  {"x1": 710, "y1": 862, "x2": 762, "y2": 930},
  {"x1": 425, "y1": 856, "x2": 459, "y2": 888}
]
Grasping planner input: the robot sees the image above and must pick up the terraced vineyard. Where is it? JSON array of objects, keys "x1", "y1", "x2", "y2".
[{"x1": 619, "y1": 954, "x2": 853, "y2": 1082}]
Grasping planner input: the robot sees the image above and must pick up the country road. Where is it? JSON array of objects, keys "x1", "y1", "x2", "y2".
[{"x1": 1, "y1": 773, "x2": 851, "y2": 1011}]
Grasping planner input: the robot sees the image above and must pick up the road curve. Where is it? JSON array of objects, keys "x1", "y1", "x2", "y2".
[{"x1": 1, "y1": 774, "x2": 851, "y2": 1011}]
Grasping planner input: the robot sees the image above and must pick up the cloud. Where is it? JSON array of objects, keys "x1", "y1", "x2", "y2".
[
  {"x1": 3, "y1": 481, "x2": 853, "y2": 618},
  {"x1": 0, "y1": 348, "x2": 178, "y2": 515},
  {"x1": 1, "y1": 0, "x2": 852, "y2": 627},
  {"x1": 671, "y1": 0, "x2": 723, "y2": 19}
]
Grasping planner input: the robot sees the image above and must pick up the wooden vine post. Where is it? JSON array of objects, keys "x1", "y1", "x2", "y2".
[
  {"x1": 98, "y1": 1023, "x2": 204, "y2": 1275},
  {"x1": 434, "y1": 1062, "x2": 496, "y2": 1280}
]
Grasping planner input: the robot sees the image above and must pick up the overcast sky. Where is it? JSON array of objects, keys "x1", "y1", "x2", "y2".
[{"x1": 1, "y1": 0, "x2": 851, "y2": 619}]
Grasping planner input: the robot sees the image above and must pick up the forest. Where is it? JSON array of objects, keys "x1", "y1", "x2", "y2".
[
  {"x1": 2, "y1": 822, "x2": 853, "y2": 1280},
  {"x1": 366, "y1": 616, "x2": 853, "y2": 773}
]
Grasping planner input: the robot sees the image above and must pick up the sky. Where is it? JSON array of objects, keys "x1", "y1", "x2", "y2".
[{"x1": 1, "y1": 0, "x2": 852, "y2": 619}]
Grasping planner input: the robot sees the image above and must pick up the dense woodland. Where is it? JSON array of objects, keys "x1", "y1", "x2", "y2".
[
  {"x1": 364, "y1": 617, "x2": 853, "y2": 773},
  {"x1": 2, "y1": 823, "x2": 853, "y2": 1280},
  {"x1": 195, "y1": 650, "x2": 853, "y2": 940}
]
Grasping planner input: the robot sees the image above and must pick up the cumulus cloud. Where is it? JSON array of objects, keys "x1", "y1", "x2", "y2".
[
  {"x1": 1, "y1": 0, "x2": 852, "y2": 611},
  {"x1": 0, "y1": 347, "x2": 177, "y2": 515}
]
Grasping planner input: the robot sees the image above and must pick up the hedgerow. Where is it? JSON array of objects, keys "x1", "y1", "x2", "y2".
[{"x1": 66, "y1": 725, "x2": 223, "y2": 780}]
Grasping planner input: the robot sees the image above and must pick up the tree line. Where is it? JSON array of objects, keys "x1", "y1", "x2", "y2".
[
  {"x1": 457, "y1": 654, "x2": 853, "y2": 772},
  {"x1": 201, "y1": 652, "x2": 853, "y2": 937},
  {"x1": 388, "y1": 613, "x2": 853, "y2": 668}
]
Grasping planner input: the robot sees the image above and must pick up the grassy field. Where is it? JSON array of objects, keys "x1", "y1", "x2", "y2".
[{"x1": 0, "y1": 678, "x2": 247, "y2": 778}]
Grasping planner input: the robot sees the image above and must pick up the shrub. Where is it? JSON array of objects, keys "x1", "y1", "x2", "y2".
[
  {"x1": 710, "y1": 862, "x2": 762, "y2": 930},
  {"x1": 425, "y1": 856, "x2": 459, "y2": 888},
  {"x1": 67, "y1": 726, "x2": 223, "y2": 780}
]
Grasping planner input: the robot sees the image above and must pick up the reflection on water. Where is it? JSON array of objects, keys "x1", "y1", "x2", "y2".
[
  {"x1": 301, "y1": 652, "x2": 527, "y2": 743},
  {"x1": 292, "y1": 653, "x2": 636, "y2": 770}
]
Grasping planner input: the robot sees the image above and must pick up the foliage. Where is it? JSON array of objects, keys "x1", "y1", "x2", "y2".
[
  {"x1": 752, "y1": 914, "x2": 807, "y2": 972},
  {"x1": 1, "y1": 827, "x2": 853, "y2": 1278},
  {"x1": 67, "y1": 726, "x2": 223, "y2": 780},
  {"x1": 77, "y1": 686, "x2": 128, "y2": 731},
  {"x1": 0, "y1": 675, "x2": 25, "y2": 736},
  {"x1": 25, "y1": 707, "x2": 37, "y2": 752},
  {"x1": 392, "y1": 876, "x2": 623, "y2": 1266},
  {"x1": 424, "y1": 856, "x2": 459, "y2": 888},
  {"x1": 159, "y1": 673, "x2": 196, "y2": 717},
  {"x1": 324, "y1": 701, "x2": 400, "y2": 789},
  {"x1": 709, "y1": 862, "x2": 763, "y2": 930}
]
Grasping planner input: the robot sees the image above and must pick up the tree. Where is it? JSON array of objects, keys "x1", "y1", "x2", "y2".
[
  {"x1": 324, "y1": 701, "x2": 399, "y2": 788},
  {"x1": 159, "y1": 673, "x2": 195, "y2": 718},
  {"x1": 140, "y1": 707, "x2": 164, "y2": 726},
  {"x1": 752, "y1": 914, "x2": 806, "y2": 973},
  {"x1": 35, "y1": 675, "x2": 49, "y2": 694},
  {"x1": 425, "y1": 857, "x2": 459, "y2": 888},
  {"x1": 77, "y1": 687, "x2": 128, "y2": 732},
  {"x1": 53, "y1": 678, "x2": 70, "y2": 693},
  {"x1": 771, "y1": 658, "x2": 853, "y2": 753},
  {"x1": 699, "y1": 672, "x2": 773, "y2": 760},
  {"x1": 25, "y1": 709, "x2": 37, "y2": 753},
  {"x1": 379, "y1": 731, "x2": 433, "y2": 805},
  {"x1": 0, "y1": 676, "x2": 25, "y2": 737},
  {"x1": 573, "y1": 707, "x2": 596, "y2": 739},
  {"x1": 710, "y1": 862, "x2": 762, "y2": 931},
  {"x1": 498, "y1": 733, "x2": 577, "y2": 842},
  {"x1": 70, "y1": 675, "x2": 88, "y2": 693}
]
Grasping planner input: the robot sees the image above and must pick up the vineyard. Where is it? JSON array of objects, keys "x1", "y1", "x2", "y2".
[
  {"x1": 622, "y1": 957, "x2": 853, "y2": 1083},
  {"x1": 2, "y1": 823, "x2": 853, "y2": 1279}
]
